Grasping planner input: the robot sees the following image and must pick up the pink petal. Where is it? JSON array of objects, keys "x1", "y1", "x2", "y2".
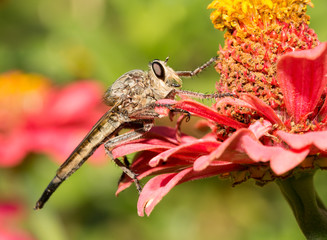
[
  {"x1": 269, "y1": 148, "x2": 310, "y2": 175},
  {"x1": 137, "y1": 162, "x2": 243, "y2": 216},
  {"x1": 248, "y1": 120, "x2": 272, "y2": 139},
  {"x1": 277, "y1": 130, "x2": 327, "y2": 151},
  {"x1": 277, "y1": 42, "x2": 327, "y2": 122},
  {"x1": 174, "y1": 100, "x2": 247, "y2": 129},
  {"x1": 49, "y1": 81, "x2": 104, "y2": 119},
  {"x1": 0, "y1": 229, "x2": 35, "y2": 240},
  {"x1": 112, "y1": 126, "x2": 198, "y2": 158},
  {"x1": 0, "y1": 131, "x2": 28, "y2": 167},
  {"x1": 194, "y1": 129, "x2": 310, "y2": 175},
  {"x1": 37, "y1": 81, "x2": 106, "y2": 125},
  {"x1": 137, "y1": 169, "x2": 193, "y2": 216}
]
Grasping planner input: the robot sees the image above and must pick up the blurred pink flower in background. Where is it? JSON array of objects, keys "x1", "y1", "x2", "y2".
[
  {"x1": 0, "y1": 71, "x2": 107, "y2": 167},
  {"x1": 0, "y1": 201, "x2": 35, "y2": 240}
]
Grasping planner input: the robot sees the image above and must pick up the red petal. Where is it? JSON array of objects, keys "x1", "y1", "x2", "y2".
[
  {"x1": 194, "y1": 129, "x2": 310, "y2": 175},
  {"x1": 116, "y1": 152, "x2": 196, "y2": 195},
  {"x1": 277, "y1": 42, "x2": 327, "y2": 122},
  {"x1": 148, "y1": 140, "x2": 220, "y2": 167},
  {"x1": 277, "y1": 130, "x2": 327, "y2": 151},
  {"x1": 112, "y1": 126, "x2": 196, "y2": 158},
  {"x1": 174, "y1": 100, "x2": 247, "y2": 129},
  {"x1": 112, "y1": 143, "x2": 172, "y2": 159},
  {"x1": 240, "y1": 94, "x2": 284, "y2": 126}
]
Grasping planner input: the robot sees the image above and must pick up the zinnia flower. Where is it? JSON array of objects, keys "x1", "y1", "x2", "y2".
[
  {"x1": 114, "y1": 0, "x2": 327, "y2": 237},
  {"x1": 0, "y1": 71, "x2": 107, "y2": 167}
]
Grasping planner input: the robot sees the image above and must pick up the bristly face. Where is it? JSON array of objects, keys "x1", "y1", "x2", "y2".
[{"x1": 147, "y1": 59, "x2": 182, "y2": 100}]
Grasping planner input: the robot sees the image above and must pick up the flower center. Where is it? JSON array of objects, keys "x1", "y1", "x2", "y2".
[
  {"x1": 208, "y1": 0, "x2": 313, "y2": 35},
  {"x1": 0, "y1": 71, "x2": 50, "y2": 133}
]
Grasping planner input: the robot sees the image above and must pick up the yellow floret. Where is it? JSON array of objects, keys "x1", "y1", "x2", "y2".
[{"x1": 208, "y1": 0, "x2": 313, "y2": 32}]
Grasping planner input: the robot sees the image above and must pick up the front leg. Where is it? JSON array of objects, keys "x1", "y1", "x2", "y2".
[
  {"x1": 175, "y1": 56, "x2": 218, "y2": 77},
  {"x1": 165, "y1": 88, "x2": 235, "y2": 100},
  {"x1": 175, "y1": 90, "x2": 235, "y2": 99}
]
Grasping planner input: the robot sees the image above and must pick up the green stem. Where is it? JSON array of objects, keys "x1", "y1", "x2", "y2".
[{"x1": 276, "y1": 171, "x2": 327, "y2": 240}]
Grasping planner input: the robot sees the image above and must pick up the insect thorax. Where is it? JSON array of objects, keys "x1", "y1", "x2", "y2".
[{"x1": 103, "y1": 70, "x2": 159, "y2": 113}]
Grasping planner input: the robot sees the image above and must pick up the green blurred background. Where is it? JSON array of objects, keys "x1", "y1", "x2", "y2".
[{"x1": 0, "y1": 0, "x2": 327, "y2": 239}]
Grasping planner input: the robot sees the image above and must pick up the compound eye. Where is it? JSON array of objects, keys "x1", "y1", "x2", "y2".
[{"x1": 152, "y1": 61, "x2": 165, "y2": 80}]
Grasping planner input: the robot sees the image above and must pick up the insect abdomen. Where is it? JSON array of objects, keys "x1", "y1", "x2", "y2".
[
  {"x1": 34, "y1": 111, "x2": 122, "y2": 210},
  {"x1": 57, "y1": 113, "x2": 121, "y2": 180}
]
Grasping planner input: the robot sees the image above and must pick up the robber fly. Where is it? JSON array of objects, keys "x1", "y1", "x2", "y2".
[{"x1": 34, "y1": 57, "x2": 229, "y2": 210}]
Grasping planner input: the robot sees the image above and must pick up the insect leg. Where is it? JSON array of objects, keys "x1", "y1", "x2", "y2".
[
  {"x1": 175, "y1": 56, "x2": 218, "y2": 77},
  {"x1": 165, "y1": 88, "x2": 235, "y2": 101},
  {"x1": 128, "y1": 108, "x2": 160, "y2": 119},
  {"x1": 175, "y1": 90, "x2": 235, "y2": 99},
  {"x1": 104, "y1": 122, "x2": 153, "y2": 193},
  {"x1": 151, "y1": 102, "x2": 191, "y2": 121}
]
